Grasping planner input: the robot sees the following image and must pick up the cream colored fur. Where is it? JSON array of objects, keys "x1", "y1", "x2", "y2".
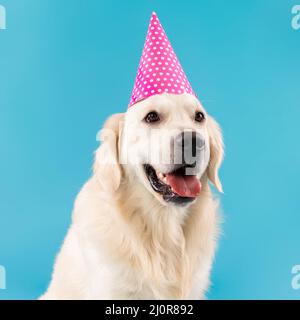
[{"x1": 41, "y1": 93, "x2": 224, "y2": 300}]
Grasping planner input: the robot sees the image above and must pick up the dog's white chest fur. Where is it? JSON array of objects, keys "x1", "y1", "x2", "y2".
[{"x1": 41, "y1": 177, "x2": 219, "y2": 300}]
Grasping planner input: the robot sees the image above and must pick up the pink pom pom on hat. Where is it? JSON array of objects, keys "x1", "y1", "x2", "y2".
[{"x1": 129, "y1": 12, "x2": 196, "y2": 107}]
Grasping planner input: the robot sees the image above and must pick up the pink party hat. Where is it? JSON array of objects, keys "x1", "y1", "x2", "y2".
[{"x1": 129, "y1": 12, "x2": 196, "y2": 107}]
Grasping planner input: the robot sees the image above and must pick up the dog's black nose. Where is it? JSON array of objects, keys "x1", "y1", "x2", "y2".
[{"x1": 175, "y1": 131, "x2": 205, "y2": 158}]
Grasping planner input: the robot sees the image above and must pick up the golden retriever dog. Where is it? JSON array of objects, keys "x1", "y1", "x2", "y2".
[{"x1": 41, "y1": 93, "x2": 224, "y2": 300}]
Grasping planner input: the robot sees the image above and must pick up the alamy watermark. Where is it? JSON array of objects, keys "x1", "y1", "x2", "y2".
[
  {"x1": 0, "y1": 265, "x2": 6, "y2": 290},
  {"x1": 96, "y1": 124, "x2": 208, "y2": 175},
  {"x1": 0, "y1": 4, "x2": 6, "y2": 30},
  {"x1": 291, "y1": 265, "x2": 300, "y2": 290},
  {"x1": 292, "y1": 5, "x2": 300, "y2": 30}
]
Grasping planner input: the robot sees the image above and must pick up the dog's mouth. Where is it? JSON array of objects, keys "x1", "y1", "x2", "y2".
[{"x1": 144, "y1": 164, "x2": 201, "y2": 205}]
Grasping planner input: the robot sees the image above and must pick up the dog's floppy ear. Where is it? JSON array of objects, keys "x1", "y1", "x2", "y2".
[
  {"x1": 206, "y1": 116, "x2": 224, "y2": 193},
  {"x1": 94, "y1": 113, "x2": 125, "y2": 193}
]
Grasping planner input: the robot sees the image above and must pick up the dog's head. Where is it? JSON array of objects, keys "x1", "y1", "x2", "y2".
[{"x1": 95, "y1": 93, "x2": 223, "y2": 207}]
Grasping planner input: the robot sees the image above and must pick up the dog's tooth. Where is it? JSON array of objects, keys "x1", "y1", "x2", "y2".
[
  {"x1": 158, "y1": 172, "x2": 164, "y2": 179},
  {"x1": 163, "y1": 177, "x2": 168, "y2": 183}
]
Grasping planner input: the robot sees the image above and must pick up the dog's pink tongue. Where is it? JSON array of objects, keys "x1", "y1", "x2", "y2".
[{"x1": 165, "y1": 174, "x2": 201, "y2": 198}]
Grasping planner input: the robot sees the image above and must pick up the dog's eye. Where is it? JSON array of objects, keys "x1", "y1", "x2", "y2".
[
  {"x1": 195, "y1": 111, "x2": 205, "y2": 123},
  {"x1": 144, "y1": 111, "x2": 160, "y2": 124}
]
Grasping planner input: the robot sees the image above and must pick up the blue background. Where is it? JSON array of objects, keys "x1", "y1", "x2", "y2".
[{"x1": 0, "y1": 0, "x2": 299, "y2": 300}]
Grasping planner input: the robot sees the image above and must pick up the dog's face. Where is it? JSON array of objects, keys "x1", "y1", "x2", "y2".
[{"x1": 95, "y1": 93, "x2": 223, "y2": 207}]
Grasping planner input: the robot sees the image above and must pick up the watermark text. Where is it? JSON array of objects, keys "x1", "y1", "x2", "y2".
[
  {"x1": 291, "y1": 265, "x2": 300, "y2": 290},
  {"x1": 292, "y1": 5, "x2": 300, "y2": 30},
  {"x1": 0, "y1": 265, "x2": 6, "y2": 290},
  {"x1": 0, "y1": 4, "x2": 6, "y2": 30}
]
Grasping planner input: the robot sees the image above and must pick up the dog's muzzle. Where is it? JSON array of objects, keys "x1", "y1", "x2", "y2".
[
  {"x1": 144, "y1": 131, "x2": 206, "y2": 206},
  {"x1": 173, "y1": 131, "x2": 205, "y2": 168}
]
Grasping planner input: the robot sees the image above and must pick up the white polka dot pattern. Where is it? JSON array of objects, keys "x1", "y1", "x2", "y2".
[{"x1": 129, "y1": 12, "x2": 196, "y2": 107}]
